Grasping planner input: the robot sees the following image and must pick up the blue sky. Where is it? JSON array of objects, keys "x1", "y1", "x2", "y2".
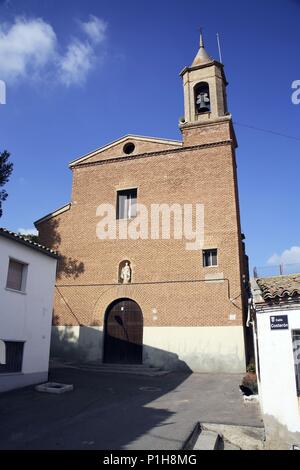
[{"x1": 0, "y1": 0, "x2": 299, "y2": 272}]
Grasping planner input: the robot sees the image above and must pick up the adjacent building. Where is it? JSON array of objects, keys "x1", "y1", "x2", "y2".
[
  {"x1": 35, "y1": 35, "x2": 249, "y2": 373},
  {"x1": 0, "y1": 228, "x2": 58, "y2": 392},
  {"x1": 251, "y1": 274, "x2": 300, "y2": 438}
]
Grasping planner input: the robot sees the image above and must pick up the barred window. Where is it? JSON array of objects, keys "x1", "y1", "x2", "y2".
[{"x1": 0, "y1": 341, "x2": 24, "y2": 374}]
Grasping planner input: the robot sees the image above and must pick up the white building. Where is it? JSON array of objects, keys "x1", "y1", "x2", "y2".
[
  {"x1": 0, "y1": 228, "x2": 58, "y2": 393},
  {"x1": 251, "y1": 275, "x2": 300, "y2": 443}
]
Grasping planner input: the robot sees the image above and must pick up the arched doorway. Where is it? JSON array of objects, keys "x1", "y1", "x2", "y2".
[{"x1": 103, "y1": 298, "x2": 143, "y2": 364}]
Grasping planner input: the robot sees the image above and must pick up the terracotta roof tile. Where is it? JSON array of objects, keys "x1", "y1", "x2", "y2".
[
  {"x1": 0, "y1": 227, "x2": 58, "y2": 259},
  {"x1": 256, "y1": 274, "x2": 300, "y2": 301}
]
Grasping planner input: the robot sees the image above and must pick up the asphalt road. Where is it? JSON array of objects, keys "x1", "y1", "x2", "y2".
[{"x1": 0, "y1": 366, "x2": 262, "y2": 450}]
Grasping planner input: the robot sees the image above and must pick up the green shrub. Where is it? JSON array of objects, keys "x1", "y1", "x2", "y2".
[{"x1": 246, "y1": 362, "x2": 256, "y2": 373}]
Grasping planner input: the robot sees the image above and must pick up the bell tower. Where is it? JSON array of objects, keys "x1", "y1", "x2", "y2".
[{"x1": 180, "y1": 33, "x2": 236, "y2": 147}]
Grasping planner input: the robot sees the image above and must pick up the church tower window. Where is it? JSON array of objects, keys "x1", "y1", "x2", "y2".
[
  {"x1": 194, "y1": 82, "x2": 211, "y2": 114},
  {"x1": 123, "y1": 142, "x2": 135, "y2": 155}
]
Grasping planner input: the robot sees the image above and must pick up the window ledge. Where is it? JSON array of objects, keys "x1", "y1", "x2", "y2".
[
  {"x1": 195, "y1": 111, "x2": 211, "y2": 116},
  {"x1": 116, "y1": 218, "x2": 136, "y2": 222},
  {"x1": 5, "y1": 288, "x2": 27, "y2": 295}
]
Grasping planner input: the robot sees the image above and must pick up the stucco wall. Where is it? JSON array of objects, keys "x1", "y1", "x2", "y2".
[
  {"x1": 256, "y1": 307, "x2": 300, "y2": 432},
  {"x1": 0, "y1": 236, "x2": 57, "y2": 392},
  {"x1": 50, "y1": 325, "x2": 246, "y2": 373}
]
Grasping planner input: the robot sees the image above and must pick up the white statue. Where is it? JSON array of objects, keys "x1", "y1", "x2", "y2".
[{"x1": 120, "y1": 262, "x2": 131, "y2": 284}]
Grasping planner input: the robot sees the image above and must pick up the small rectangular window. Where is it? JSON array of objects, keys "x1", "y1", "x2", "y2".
[
  {"x1": 116, "y1": 188, "x2": 137, "y2": 220},
  {"x1": 203, "y1": 249, "x2": 218, "y2": 267},
  {"x1": 6, "y1": 259, "x2": 27, "y2": 292},
  {"x1": 0, "y1": 341, "x2": 24, "y2": 374},
  {"x1": 292, "y1": 330, "x2": 300, "y2": 397}
]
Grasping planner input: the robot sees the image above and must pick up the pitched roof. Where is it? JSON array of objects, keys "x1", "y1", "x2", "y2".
[
  {"x1": 256, "y1": 274, "x2": 300, "y2": 301},
  {"x1": 0, "y1": 228, "x2": 58, "y2": 259},
  {"x1": 192, "y1": 32, "x2": 214, "y2": 67},
  {"x1": 69, "y1": 134, "x2": 182, "y2": 168}
]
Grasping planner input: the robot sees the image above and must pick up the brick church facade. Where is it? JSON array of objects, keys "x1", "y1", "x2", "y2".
[{"x1": 36, "y1": 35, "x2": 249, "y2": 372}]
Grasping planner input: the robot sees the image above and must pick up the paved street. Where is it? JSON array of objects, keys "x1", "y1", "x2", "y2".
[{"x1": 0, "y1": 366, "x2": 262, "y2": 450}]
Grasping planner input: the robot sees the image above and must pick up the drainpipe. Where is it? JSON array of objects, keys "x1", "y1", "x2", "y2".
[
  {"x1": 247, "y1": 290, "x2": 263, "y2": 415},
  {"x1": 246, "y1": 297, "x2": 253, "y2": 328}
]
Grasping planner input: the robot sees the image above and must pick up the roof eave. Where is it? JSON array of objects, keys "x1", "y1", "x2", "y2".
[
  {"x1": 0, "y1": 228, "x2": 59, "y2": 260},
  {"x1": 34, "y1": 203, "x2": 71, "y2": 227},
  {"x1": 180, "y1": 61, "x2": 228, "y2": 85}
]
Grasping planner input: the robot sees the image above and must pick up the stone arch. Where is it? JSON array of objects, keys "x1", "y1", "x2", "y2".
[
  {"x1": 103, "y1": 298, "x2": 143, "y2": 364},
  {"x1": 194, "y1": 81, "x2": 211, "y2": 114},
  {"x1": 91, "y1": 284, "x2": 146, "y2": 327}
]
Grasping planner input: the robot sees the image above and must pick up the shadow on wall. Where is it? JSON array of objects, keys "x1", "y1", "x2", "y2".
[
  {"x1": 38, "y1": 218, "x2": 85, "y2": 280},
  {"x1": 50, "y1": 326, "x2": 192, "y2": 373}
]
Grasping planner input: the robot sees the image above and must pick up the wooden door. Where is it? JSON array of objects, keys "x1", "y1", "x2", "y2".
[{"x1": 104, "y1": 299, "x2": 143, "y2": 364}]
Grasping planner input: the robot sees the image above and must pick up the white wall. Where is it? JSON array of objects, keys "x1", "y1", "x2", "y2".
[
  {"x1": 50, "y1": 325, "x2": 246, "y2": 373},
  {"x1": 256, "y1": 307, "x2": 300, "y2": 432},
  {"x1": 0, "y1": 236, "x2": 57, "y2": 392}
]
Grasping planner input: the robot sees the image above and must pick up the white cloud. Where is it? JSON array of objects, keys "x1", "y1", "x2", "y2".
[
  {"x1": 18, "y1": 228, "x2": 38, "y2": 236},
  {"x1": 267, "y1": 246, "x2": 300, "y2": 266},
  {"x1": 0, "y1": 17, "x2": 57, "y2": 81},
  {"x1": 59, "y1": 40, "x2": 94, "y2": 87},
  {"x1": 80, "y1": 15, "x2": 107, "y2": 44},
  {"x1": 0, "y1": 15, "x2": 107, "y2": 86}
]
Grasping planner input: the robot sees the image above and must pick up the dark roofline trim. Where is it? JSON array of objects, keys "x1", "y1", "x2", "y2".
[
  {"x1": 0, "y1": 228, "x2": 59, "y2": 260},
  {"x1": 34, "y1": 203, "x2": 71, "y2": 227},
  {"x1": 70, "y1": 140, "x2": 233, "y2": 170},
  {"x1": 255, "y1": 298, "x2": 300, "y2": 312},
  {"x1": 180, "y1": 60, "x2": 228, "y2": 84}
]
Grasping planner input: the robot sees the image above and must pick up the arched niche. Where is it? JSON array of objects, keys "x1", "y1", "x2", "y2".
[
  {"x1": 118, "y1": 260, "x2": 132, "y2": 284},
  {"x1": 194, "y1": 82, "x2": 211, "y2": 114}
]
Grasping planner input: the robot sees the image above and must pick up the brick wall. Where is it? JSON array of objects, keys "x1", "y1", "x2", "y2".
[{"x1": 37, "y1": 130, "x2": 247, "y2": 330}]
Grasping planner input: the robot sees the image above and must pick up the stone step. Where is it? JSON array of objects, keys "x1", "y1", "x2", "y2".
[
  {"x1": 188, "y1": 423, "x2": 261, "y2": 450},
  {"x1": 72, "y1": 364, "x2": 162, "y2": 373},
  {"x1": 64, "y1": 362, "x2": 170, "y2": 377},
  {"x1": 201, "y1": 423, "x2": 264, "y2": 450},
  {"x1": 223, "y1": 441, "x2": 241, "y2": 450},
  {"x1": 193, "y1": 430, "x2": 220, "y2": 450},
  {"x1": 78, "y1": 367, "x2": 169, "y2": 377},
  {"x1": 86, "y1": 362, "x2": 160, "y2": 370},
  {"x1": 185, "y1": 424, "x2": 242, "y2": 451}
]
